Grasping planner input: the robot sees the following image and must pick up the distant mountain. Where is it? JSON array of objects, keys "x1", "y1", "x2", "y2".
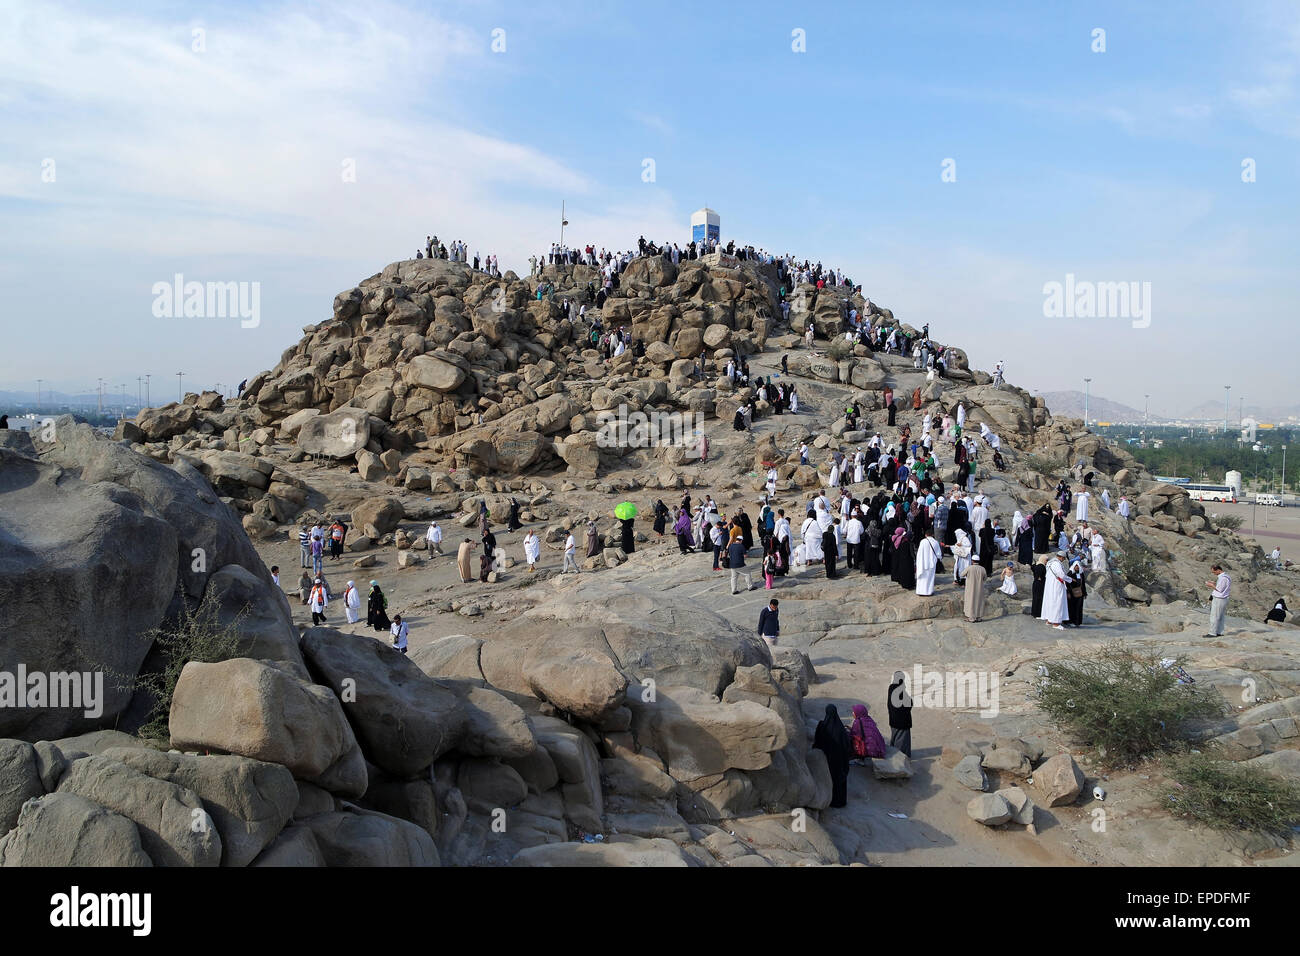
[
  {"x1": 1038, "y1": 391, "x2": 1151, "y2": 424},
  {"x1": 1180, "y1": 400, "x2": 1300, "y2": 424}
]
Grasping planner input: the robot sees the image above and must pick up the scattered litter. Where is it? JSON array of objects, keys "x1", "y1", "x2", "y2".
[{"x1": 887, "y1": 812, "x2": 908, "y2": 819}]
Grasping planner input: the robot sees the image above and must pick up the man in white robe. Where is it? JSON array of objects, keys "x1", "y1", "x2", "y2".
[
  {"x1": 1118, "y1": 496, "x2": 1131, "y2": 520},
  {"x1": 523, "y1": 531, "x2": 541, "y2": 572},
  {"x1": 956, "y1": 403, "x2": 966, "y2": 429},
  {"x1": 1089, "y1": 533, "x2": 1106, "y2": 572},
  {"x1": 952, "y1": 528, "x2": 973, "y2": 584},
  {"x1": 426, "y1": 521, "x2": 443, "y2": 555},
  {"x1": 969, "y1": 498, "x2": 989, "y2": 550},
  {"x1": 915, "y1": 531, "x2": 942, "y2": 596},
  {"x1": 766, "y1": 468, "x2": 778, "y2": 498},
  {"x1": 1101, "y1": 488, "x2": 1111, "y2": 511},
  {"x1": 343, "y1": 580, "x2": 361, "y2": 623},
  {"x1": 1041, "y1": 552, "x2": 1069, "y2": 627},
  {"x1": 801, "y1": 512, "x2": 823, "y2": 562},
  {"x1": 1075, "y1": 488, "x2": 1090, "y2": 522},
  {"x1": 828, "y1": 461, "x2": 840, "y2": 488}
]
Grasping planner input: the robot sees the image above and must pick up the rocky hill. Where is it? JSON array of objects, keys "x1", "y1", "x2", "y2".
[{"x1": 2, "y1": 246, "x2": 1297, "y2": 868}]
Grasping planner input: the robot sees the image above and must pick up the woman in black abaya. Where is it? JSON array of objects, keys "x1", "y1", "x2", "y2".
[
  {"x1": 813, "y1": 704, "x2": 852, "y2": 808},
  {"x1": 1030, "y1": 557, "x2": 1047, "y2": 618}
]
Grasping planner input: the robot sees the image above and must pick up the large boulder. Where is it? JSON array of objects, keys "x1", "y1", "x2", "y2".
[
  {"x1": 98, "y1": 747, "x2": 297, "y2": 867},
  {"x1": 403, "y1": 353, "x2": 467, "y2": 393},
  {"x1": 134, "y1": 402, "x2": 197, "y2": 441},
  {"x1": 297, "y1": 407, "x2": 370, "y2": 459},
  {"x1": 351, "y1": 497, "x2": 404, "y2": 537},
  {"x1": 56, "y1": 754, "x2": 222, "y2": 866},
  {"x1": 0, "y1": 739, "x2": 43, "y2": 833},
  {"x1": 168, "y1": 658, "x2": 368, "y2": 798},
  {"x1": 300, "y1": 628, "x2": 463, "y2": 776},
  {"x1": 202, "y1": 564, "x2": 308, "y2": 677},
  {"x1": 0, "y1": 448, "x2": 178, "y2": 739},
  {"x1": 478, "y1": 626, "x2": 628, "y2": 722},
  {"x1": 627, "y1": 685, "x2": 787, "y2": 783},
  {"x1": 298, "y1": 805, "x2": 439, "y2": 866},
  {"x1": 0, "y1": 792, "x2": 152, "y2": 866},
  {"x1": 34, "y1": 417, "x2": 274, "y2": 600},
  {"x1": 511, "y1": 835, "x2": 692, "y2": 867},
  {"x1": 1033, "y1": 753, "x2": 1085, "y2": 807}
]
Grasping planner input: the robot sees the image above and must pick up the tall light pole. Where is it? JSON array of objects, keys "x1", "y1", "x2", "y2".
[
  {"x1": 1143, "y1": 393, "x2": 1149, "y2": 444},
  {"x1": 145, "y1": 374, "x2": 151, "y2": 408},
  {"x1": 559, "y1": 200, "x2": 567, "y2": 251},
  {"x1": 1224, "y1": 385, "x2": 1231, "y2": 436},
  {"x1": 137, "y1": 376, "x2": 142, "y2": 409},
  {"x1": 35, "y1": 378, "x2": 42, "y2": 413},
  {"x1": 1082, "y1": 377, "x2": 1091, "y2": 426},
  {"x1": 119, "y1": 384, "x2": 126, "y2": 420},
  {"x1": 97, "y1": 378, "x2": 104, "y2": 413},
  {"x1": 177, "y1": 372, "x2": 184, "y2": 402},
  {"x1": 1283, "y1": 444, "x2": 1289, "y2": 503}
]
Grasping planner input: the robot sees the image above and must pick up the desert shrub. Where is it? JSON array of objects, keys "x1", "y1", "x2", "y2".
[
  {"x1": 1114, "y1": 537, "x2": 1162, "y2": 592},
  {"x1": 1023, "y1": 454, "x2": 1064, "y2": 477},
  {"x1": 1210, "y1": 513, "x2": 1244, "y2": 531},
  {"x1": 1164, "y1": 751, "x2": 1300, "y2": 835},
  {"x1": 110, "y1": 587, "x2": 248, "y2": 741},
  {"x1": 825, "y1": 338, "x2": 854, "y2": 361},
  {"x1": 1035, "y1": 643, "x2": 1225, "y2": 765}
]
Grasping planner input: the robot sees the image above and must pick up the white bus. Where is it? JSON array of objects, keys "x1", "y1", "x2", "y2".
[{"x1": 1185, "y1": 483, "x2": 1236, "y2": 503}]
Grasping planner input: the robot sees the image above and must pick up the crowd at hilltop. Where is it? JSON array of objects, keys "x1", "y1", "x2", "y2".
[{"x1": 411, "y1": 228, "x2": 864, "y2": 306}]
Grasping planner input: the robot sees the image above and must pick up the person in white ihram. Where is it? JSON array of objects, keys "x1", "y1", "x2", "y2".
[
  {"x1": 801, "y1": 508, "x2": 824, "y2": 564},
  {"x1": 523, "y1": 529, "x2": 541, "y2": 573},
  {"x1": 1075, "y1": 487, "x2": 1090, "y2": 522},
  {"x1": 343, "y1": 580, "x2": 361, "y2": 623},
  {"x1": 390, "y1": 615, "x2": 409, "y2": 654},
  {"x1": 426, "y1": 521, "x2": 443, "y2": 555},
  {"x1": 1117, "y1": 495, "x2": 1131, "y2": 520},
  {"x1": 1089, "y1": 532, "x2": 1107, "y2": 572},
  {"x1": 914, "y1": 529, "x2": 942, "y2": 596},
  {"x1": 308, "y1": 577, "x2": 329, "y2": 625},
  {"x1": 1040, "y1": 551, "x2": 1069, "y2": 629},
  {"x1": 998, "y1": 563, "x2": 1017, "y2": 595}
]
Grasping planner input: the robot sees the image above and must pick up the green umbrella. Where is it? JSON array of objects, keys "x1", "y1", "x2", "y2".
[{"x1": 614, "y1": 501, "x2": 637, "y2": 520}]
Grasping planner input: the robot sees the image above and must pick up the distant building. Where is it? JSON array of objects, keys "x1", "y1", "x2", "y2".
[{"x1": 691, "y1": 207, "x2": 719, "y2": 245}]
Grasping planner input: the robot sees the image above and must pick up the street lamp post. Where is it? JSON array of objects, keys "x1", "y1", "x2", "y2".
[
  {"x1": 1283, "y1": 444, "x2": 1289, "y2": 505},
  {"x1": 1084, "y1": 378, "x2": 1091, "y2": 426},
  {"x1": 145, "y1": 374, "x2": 151, "y2": 408},
  {"x1": 36, "y1": 379, "x2": 42, "y2": 414},
  {"x1": 1224, "y1": 385, "x2": 1231, "y2": 436},
  {"x1": 177, "y1": 372, "x2": 184, "y2": 402}
]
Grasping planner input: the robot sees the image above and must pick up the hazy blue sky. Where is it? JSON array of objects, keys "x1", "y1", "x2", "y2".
[{"x1": 2, "y1": 0, "x2": 1297, "y2": 416}]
